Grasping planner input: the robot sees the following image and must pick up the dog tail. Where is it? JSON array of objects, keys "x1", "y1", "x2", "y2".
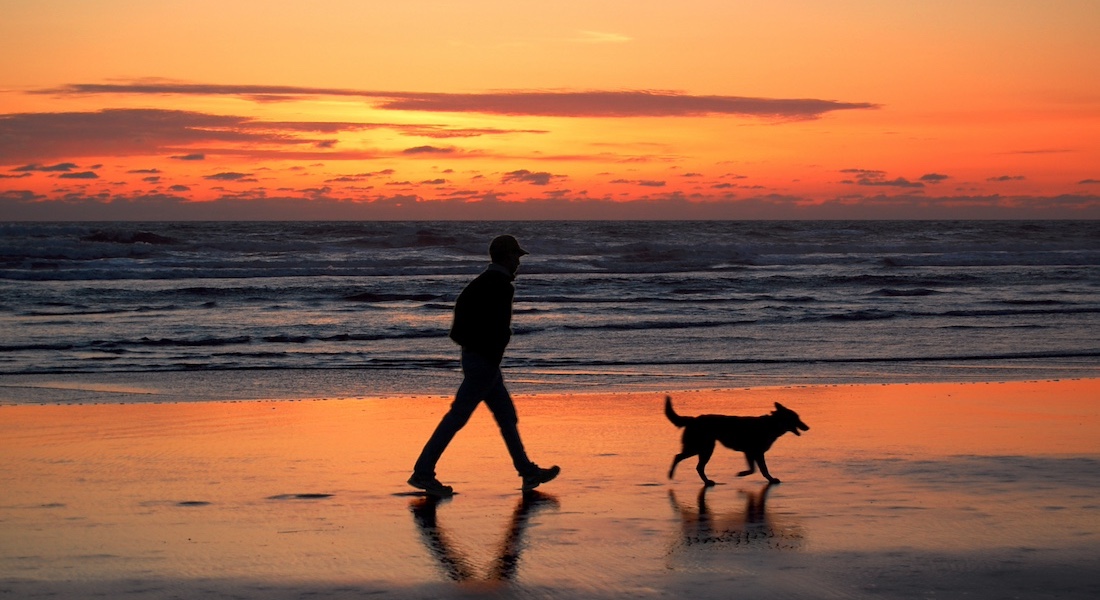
[{"x1": 664, "y1": 395, "x2": 691, "y2": 428}]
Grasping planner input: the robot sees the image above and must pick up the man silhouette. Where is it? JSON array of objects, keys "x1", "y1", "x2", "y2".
[{"x1": 408, "y1": 235, "x2": 559, "y2": 496}]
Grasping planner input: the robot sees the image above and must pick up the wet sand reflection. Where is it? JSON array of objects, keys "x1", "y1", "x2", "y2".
[
  {"x1": 668, "y1": 483, "x2": 804, "y2": 553},
  {"x1": 410, "y1": 490, "x2": 560, "y2": 582}
]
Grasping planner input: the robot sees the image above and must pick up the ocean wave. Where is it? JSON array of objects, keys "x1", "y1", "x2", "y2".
[
  {"x1": 2, "y1": 346, "x2": 1096, "y2": 378},
  {"x1": 21, "y1": 305, "x2": 180, "y2": 317},
  {"x1": 344, "y1": 292, "x2": 442, "y2": 302},
  {"x1": 871, "y1": 288, "x2": 942, "y2": 297},
  {"x1": 2, "y1": 221, "x2": 1097, "y2": 388},
  {"x1": 81, "y1": 230, "x2": 180, "y2": 245},
  {"x1": 525, "y1": 348, "x2": 1100, "y2": 367},
  {"x1": 939, "y1": 307, "x2": 1100, "y2": 318},
  {"x1": 881, "y1": 250, "x2": 1098, "y2": 268},
  {"x1": 555, "y1": 319, "x2": 756, "y2": 332},
  {"x1": 0, "y1": 329, "x2": 450, "y2": 355},
  {"x1": 134, "y1": 335, "x2": 253, "y2": 347},
  {"x1": 823, "y1": 309, "x2": 897, "y2": 321}
]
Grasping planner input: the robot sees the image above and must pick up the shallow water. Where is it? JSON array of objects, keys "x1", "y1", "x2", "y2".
[{"x1": 1, "y1": 221, "x2": 1098, "y2": 403}]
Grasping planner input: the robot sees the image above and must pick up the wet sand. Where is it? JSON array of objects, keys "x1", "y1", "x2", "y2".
[{"x1": 2, "y1": 379, "x2": 1098, "y2": 599}]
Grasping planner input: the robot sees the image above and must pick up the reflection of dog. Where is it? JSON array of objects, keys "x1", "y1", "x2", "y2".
[
  {"x1": 668, "y1": 484, "x2": 803, "y2": 551},
  {"x1": 665, "y1": 396, "x2": 809, "y2": 485}
]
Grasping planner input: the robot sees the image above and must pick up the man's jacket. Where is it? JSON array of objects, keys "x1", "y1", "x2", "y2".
[{"x1": 448, "y1": 265, "x2": 515, "y2": 365}]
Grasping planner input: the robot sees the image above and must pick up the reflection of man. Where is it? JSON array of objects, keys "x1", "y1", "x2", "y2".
[
  {"x1": 409, "y1": 491, "x2": 560, "y2": 581},
  {"x1": 408, "y1": 235, "x2": 559, "y2": 497}
]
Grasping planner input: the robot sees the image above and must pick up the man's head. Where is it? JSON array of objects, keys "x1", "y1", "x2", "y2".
[{"x1": 489, "y1": 235, "x2": 528, "y2": 274}]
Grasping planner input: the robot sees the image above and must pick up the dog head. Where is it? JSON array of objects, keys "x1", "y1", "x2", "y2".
[{"x1": 773, "y1": 402, "x2": 810, "y2": 436}]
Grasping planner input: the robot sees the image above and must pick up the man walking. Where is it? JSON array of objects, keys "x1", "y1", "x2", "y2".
[{"x1": 408, "y1": 235, "x2": 559, "y2": 496}]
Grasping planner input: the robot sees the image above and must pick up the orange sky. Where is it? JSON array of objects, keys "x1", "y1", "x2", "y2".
[{"x1": 2, "y1": 0, "x2": 1098, "y2": 219}]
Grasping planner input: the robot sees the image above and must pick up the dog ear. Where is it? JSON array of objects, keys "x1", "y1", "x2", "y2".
[{"x1": 774, "y1": 402, "x2": 786, "y2": 411}]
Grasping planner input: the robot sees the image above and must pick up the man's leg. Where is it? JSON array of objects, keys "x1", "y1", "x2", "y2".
[
  {"x1": 482, "y1": 373, "x2": 537, "y2": 476},
  {"x1": 483, "y1": 372, "x2": 561, "y2": 489},
  {"x1": 412, "y1": 350, "x2": 499, "y2": 477}
]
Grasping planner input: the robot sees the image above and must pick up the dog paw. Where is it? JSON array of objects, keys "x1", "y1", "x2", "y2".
[
  {"x1": 767, "y1": 478, "x2": 782, "y2": 484},
  {"x1": 703, "y1": 480, "x2": 717, "y2": 487}
]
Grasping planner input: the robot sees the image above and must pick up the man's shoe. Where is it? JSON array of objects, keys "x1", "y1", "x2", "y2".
[
  {"x1": 521, "y1": 465, "x2": 560, "y2": 490},
  {"x1": 408, "y1": 474, "x2": 454, "y2": 496}
]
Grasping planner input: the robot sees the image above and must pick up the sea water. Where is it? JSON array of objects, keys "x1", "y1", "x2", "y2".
[{"x1": 0, "y1": 221, "x2": 1097, "y2": 403}]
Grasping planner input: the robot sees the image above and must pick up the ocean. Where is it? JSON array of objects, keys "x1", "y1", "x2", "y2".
[{"x1": 1, "y1": 220, "x2": 1097, "y2": 404}]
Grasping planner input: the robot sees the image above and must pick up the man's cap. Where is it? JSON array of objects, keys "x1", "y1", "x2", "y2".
[{"x1": 489, "y1": 234, "x2": 529, "y2": 258}]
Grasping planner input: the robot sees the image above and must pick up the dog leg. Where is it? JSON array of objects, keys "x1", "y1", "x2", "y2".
[
  {"x1": 737, "y1": 453, "x2": 756, "y2": 478},
  {"x1": 668, "y1": 453, "x2": 692, "y2": 480},
  {"x1": 755, "y1": 454, "x2": 781, "y2": 484},
  {"x1": 695, "y1": 443, "x2": 717, "y2": 487}
]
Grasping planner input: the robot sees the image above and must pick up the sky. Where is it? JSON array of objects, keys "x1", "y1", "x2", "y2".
[{"x1": 2, "y1": 0, "x2": 1099, "y2": 220}]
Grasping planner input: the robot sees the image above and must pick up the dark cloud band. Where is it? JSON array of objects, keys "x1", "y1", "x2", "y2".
[{"x1": 36, "y1": 82, "x2": 878, "y2": 119}]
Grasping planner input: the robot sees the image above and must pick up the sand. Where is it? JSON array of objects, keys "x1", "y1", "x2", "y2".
[{"x1": 1, "y1": 379, "x2": 1098, "y2": 599}]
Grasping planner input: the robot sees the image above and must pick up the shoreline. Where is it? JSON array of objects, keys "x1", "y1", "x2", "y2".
[
  {"x1": 2, "y1": 371, "x2": 1097, "y2": 406},
  {"x1": 3, "y1": 379, "x2": 1098, "y2": 599}
]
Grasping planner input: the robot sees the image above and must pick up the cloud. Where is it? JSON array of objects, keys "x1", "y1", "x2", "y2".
[
  {"x1": 374, "y1": 91, "x2": 877, "y2": 119},
  {"x1": 612, "y1": 178, "x2": 667, "y2": 187},
  {"x1": 34, "y1": 81, "x2": 370, "y2": 102},
  {"x1": 36, "y1": 81, "x2": 878, "y2": 119},
  {"x1": 0, "y1": 107, "x2": 487, "y2": 164},
  {"x1": 204, "y1": 172, "x2": 252, "y2": 181},
  {"x1": 841, "y1": 169, "x2": 924, "y2": 188},
  {"x1": 12, "y1": 162, "x2": 80, "y2": 172},
  {"x1": 1079, "y1": 179, "x2": 1100, "y2": 185},
  {"x1": 0, "y1": 109, "x2": 276, "y2": 162},
  {"x1": 861, "y1": 177, "x2": 923, "y2": 188},
  {"x1": 58, "y1": 171, "x2": 99, "y2": 179},
  {"x1": 840, "y1": 168, "x2": 885, "y2": 177},
  {"x1": 0, "y1": 172, "x2": 32, "y2": 179},
  {"x1": 402, "y1": 145, "x2": 455, "y2": 155},
  {"x1": 3, "y1": 188, "x2": 1098, "y2": 221},
  {"x1": 401, "y1": 125, "x2": 548, "y2": 138},
  {"x1": 919, "y1": 173, "x2": 950, "y2": 182},
  {"x1": 0, "y1": 190, "x2": 46, "y2": 203},
  {"x1": 324, "y1": 168, "x2": 397, "y2": 183},
  {"x1": 502, "y1": 170, "x2": 563, "y2": 186},
  {"x1": 988, "y1": 175, "x2": 1026, "y2": 182},
  {"x1": 0, "y1": 109, "x2": 394, "y2": 163}
]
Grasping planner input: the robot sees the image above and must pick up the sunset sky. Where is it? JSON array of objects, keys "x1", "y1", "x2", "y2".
[{"x1": 2, "y1": 0, "x2": 1098, "y2": 220}]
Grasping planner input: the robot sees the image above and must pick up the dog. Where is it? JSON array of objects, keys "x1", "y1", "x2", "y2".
[{"x1": 665, "y1": 396, "x2": 809, "y2": 486}]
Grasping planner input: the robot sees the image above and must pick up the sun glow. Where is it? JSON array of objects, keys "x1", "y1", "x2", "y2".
[{"x1": 2, "y1": 0, "x2": 1098, "y2": 219}]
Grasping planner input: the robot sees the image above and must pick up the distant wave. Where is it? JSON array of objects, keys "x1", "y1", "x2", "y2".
[
  {"x1": 6, "y1": 348, "x2": 1096, "y2": 377},
  {"x1": 0, "y1": 329, "x2": 447, "y2": 355},
  {"x1": 81, "y1": 230, "x2": 179, "y2": 245},
  {"x1": 528, "y1": 349, "x2": 1100, "y2": 367},
  {"x1": 871, "y1": 288, "x2": 941, "y2": 297},
  {"x1": 823, "y1": 310, "x2": 896, "y2": 321},
  {"x1": 345, "y1": 292, "x2": 442, "y2": 302},
  {"x1": 555, "y1": 319, "x2": 757, "y2": 332}
]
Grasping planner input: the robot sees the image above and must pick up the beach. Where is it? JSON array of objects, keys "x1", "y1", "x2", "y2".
[{"x1": 2, "y1": 379, "x2": 1098, "y2": 599}]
